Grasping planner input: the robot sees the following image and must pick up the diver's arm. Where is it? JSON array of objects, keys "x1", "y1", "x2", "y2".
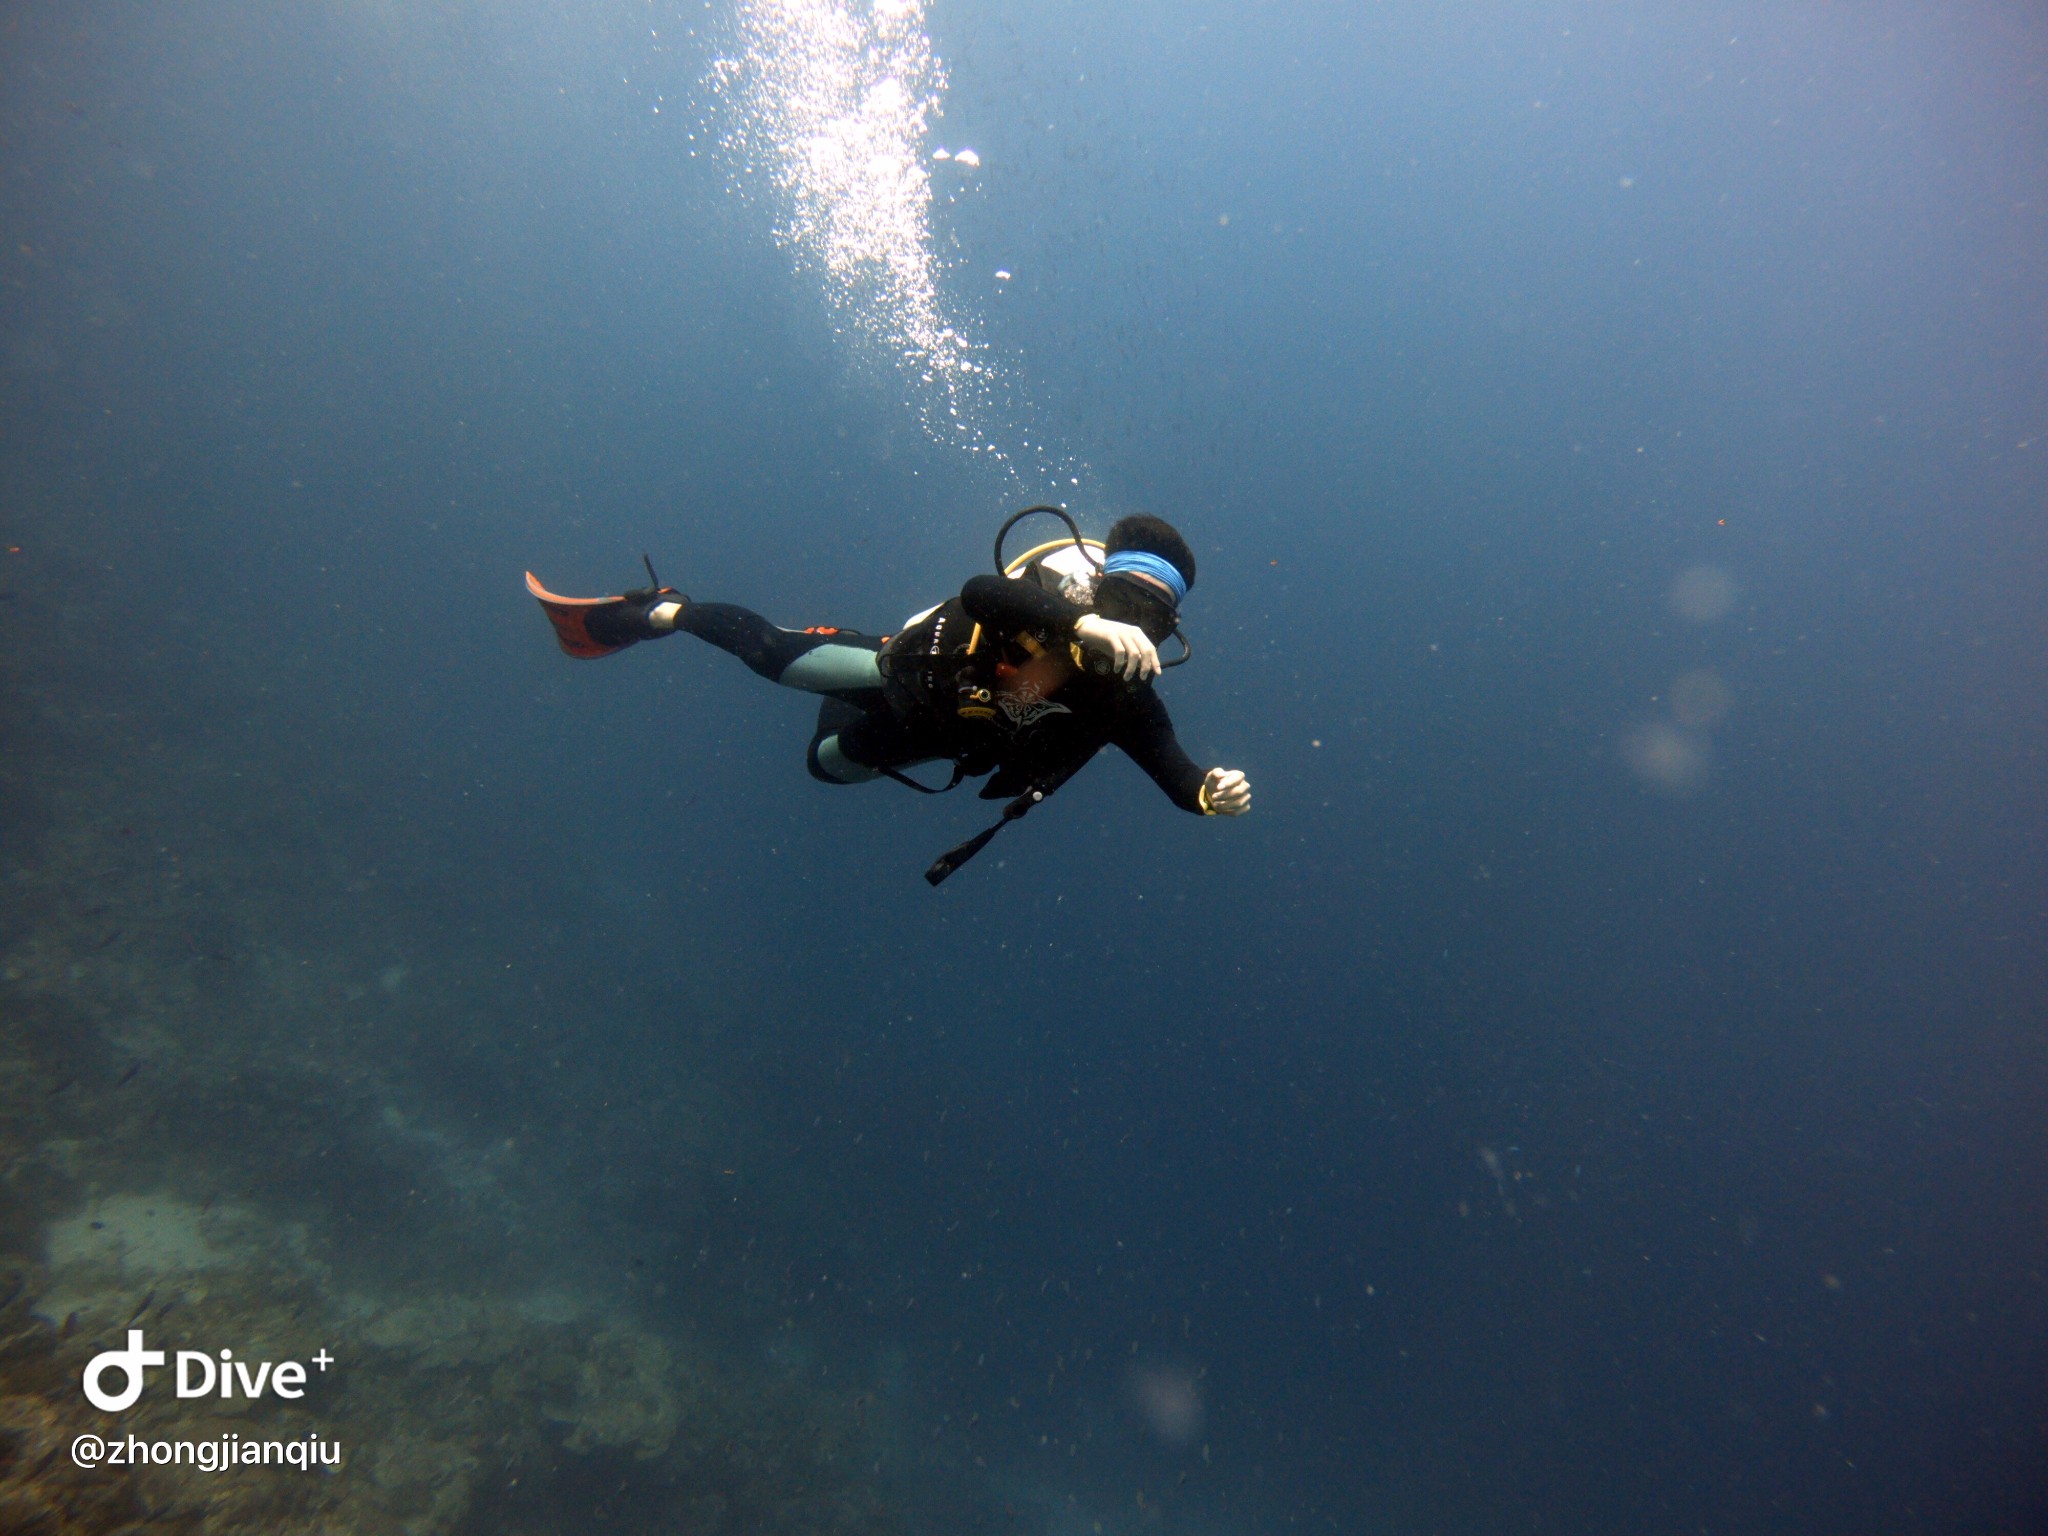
[
  {"x1": 960, "y1": 573, "x2": 1080, "y2": 641},
  {"x1": 1109, "y1": 689, "x2": 1211, "y2": 814},
  {"x1": 959, "y1": 574, "x2": 1158, "y2": 680}
]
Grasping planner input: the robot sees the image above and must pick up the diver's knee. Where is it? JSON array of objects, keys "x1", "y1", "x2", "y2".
[
  {"x1": 808, "y1": 733, "x2": 880, "y2": 785},
  {"x1": 780, "y1": 643, "x2": 885, "y2": 696}
]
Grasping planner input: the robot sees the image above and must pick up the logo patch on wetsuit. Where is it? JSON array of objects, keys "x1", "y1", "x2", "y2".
[{"x1": 996, "y1": 680, "x2": 1071, "y2": 729}]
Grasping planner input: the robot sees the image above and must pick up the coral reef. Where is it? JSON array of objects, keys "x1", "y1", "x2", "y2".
[
  {"x1": 0, "y1": 592, "x2": 922, "y2": 1535},
  {"x1": 0, "y1": 1192, "x2": 895, "y2": 1534}
]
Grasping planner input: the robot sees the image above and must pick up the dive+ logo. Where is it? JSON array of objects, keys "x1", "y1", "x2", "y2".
[{"x1": 83, "y1": 1331, "x2": 333, "y2": 1412}]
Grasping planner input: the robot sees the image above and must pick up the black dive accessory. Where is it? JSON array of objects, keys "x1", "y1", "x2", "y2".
[
  {"x1": 993, "y1": 504, "x2": 1100, "y2": 575},
  {"x1": 925, "y1": 759, "x2": 1086, "y2": 886},
  {"x1": 881, "y1": 603, "x2": 1000, "y2": 725},
  {"x1": 994, "y1": 505, "x2": 1191, "y2": 669},
  {"x1": 956, "y1": 676, "x2": 996, "y2": 721}
]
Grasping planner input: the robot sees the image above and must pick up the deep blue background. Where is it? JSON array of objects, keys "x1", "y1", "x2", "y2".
[{"x1": 4, "y1": 0, "x2": 2044, "y2": 1530}]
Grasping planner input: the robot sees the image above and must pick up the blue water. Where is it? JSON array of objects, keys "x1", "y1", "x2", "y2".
[{"x1": 3, "y1": 1, "x2": 2043, "y2": 1531}]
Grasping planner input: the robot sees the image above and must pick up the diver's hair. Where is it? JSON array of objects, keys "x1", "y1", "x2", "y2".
[{"x1": 1104, "y1": 514, "x2": 1196, "y2": 593}]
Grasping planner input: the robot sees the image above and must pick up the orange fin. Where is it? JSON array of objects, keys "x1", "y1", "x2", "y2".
[{"x1": 526, "y1": 571, "x2": 626, "y2": 659}]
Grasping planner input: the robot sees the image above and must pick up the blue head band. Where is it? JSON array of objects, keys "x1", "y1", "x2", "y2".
[{"x1": 1101, "y1": 550, "x2": 1189, "y2": 607}]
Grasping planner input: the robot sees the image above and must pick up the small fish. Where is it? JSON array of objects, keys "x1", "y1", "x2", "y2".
[
  {"x1": 59, "y1": 1311, "x2": 78, "y2": 1339},
  {"x1": 125, "y1": 1290, "x2": 155, "y2": 1326},
  {"x1": 154, "y1": 1297, "x2": 178, "y2": 1323},
  {"x1": 115, "y1": 1063, "x2": 141, "y2": 1088},
  {"x1": 95, "y1": 929, "x2": 123, "y2": 950},
  {"x1": 46, "y1": 1078, "x2": 75, "y2": 1097}
]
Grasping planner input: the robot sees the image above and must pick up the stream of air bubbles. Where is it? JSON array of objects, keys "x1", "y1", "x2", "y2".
[{"x1": 709, "y1": 0, "x2": 1078, "y2": 496}]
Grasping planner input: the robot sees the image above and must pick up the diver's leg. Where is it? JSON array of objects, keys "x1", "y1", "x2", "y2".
[
  {"x1": 681, "y1": 603, "x2": 884, "y2": 699},
  {"x1": 808, "y1": 707, "x2": 953, "y2": 787},
  {"x1": 807, "y1": 699, "x2": 881, "y2": 784}
]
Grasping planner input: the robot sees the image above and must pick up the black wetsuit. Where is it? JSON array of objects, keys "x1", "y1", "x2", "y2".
[{"x1": 679, "y1": 573, "x2": 1209, "y2": 811}]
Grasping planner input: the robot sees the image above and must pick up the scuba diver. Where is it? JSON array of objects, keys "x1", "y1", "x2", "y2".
[{"x1": 527, "y1": 507, "x2": 1252, "y2": 883}]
